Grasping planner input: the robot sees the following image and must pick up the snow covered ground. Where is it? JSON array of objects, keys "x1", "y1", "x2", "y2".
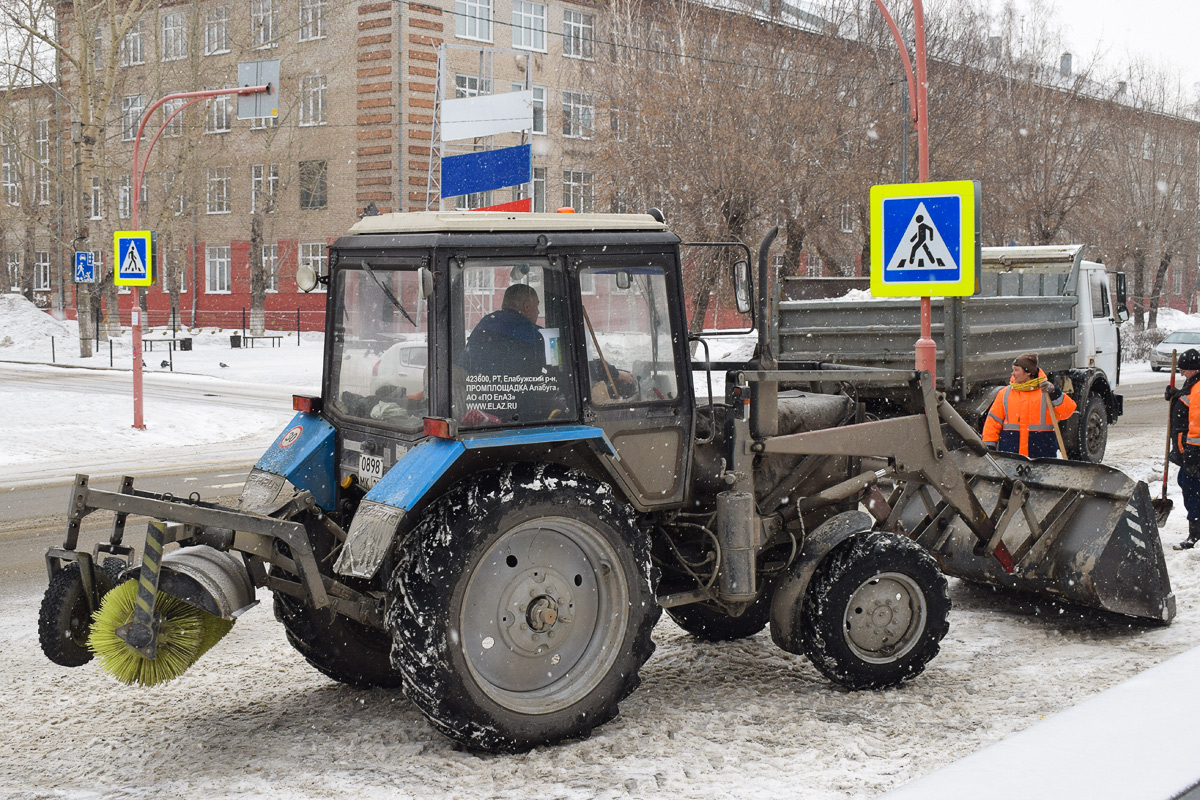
[{"x1": 3, "y1": 295, "x2": 1200, "y2": 798}]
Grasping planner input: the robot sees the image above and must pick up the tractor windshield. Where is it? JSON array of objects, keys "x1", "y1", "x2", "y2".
[
  {"x1": 328, "y1": 263, "x2": 429, "y2": 433},
  {"x1": 451, "y1": 257, "x2": 578, "y2": 428}
]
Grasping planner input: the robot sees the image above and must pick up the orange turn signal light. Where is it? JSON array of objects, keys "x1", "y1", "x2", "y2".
[
  {"x1": 293, "y1": 395, "x2": 322, "y2": 413},
  {"x1": 423, "y1": 417, "x2": 458, "y2": 439}
]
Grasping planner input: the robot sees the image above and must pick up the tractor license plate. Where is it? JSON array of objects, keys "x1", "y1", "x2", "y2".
[{"x1": 358, "y1": 453, "x2": 386, "y2": 488}]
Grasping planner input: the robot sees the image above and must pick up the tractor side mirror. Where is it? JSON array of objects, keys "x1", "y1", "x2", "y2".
[
  {"x1": 616, "y1": 271, "x2": 632, "y2": 291},
  {"x1": 1115, "y1": 272, "x2": 1129, "y2": 322},
  {"x1": 296, "y1": 264, "x2": 318, "y2": 293},
  {"x1": 419, "y1": 267, "x2": 434, "y2": 299},
  {"x1": 733, "y1": 260, "x2": 751, "y2": 314}
]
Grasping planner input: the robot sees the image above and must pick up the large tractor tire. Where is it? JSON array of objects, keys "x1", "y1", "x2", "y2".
[
  {"x1": 272, "y1": 513, "x2": 402, "y2": 689},
  {"x1": 39, "y1": 561, "x2": 116, "y2": 667},
  {"x1": 666, "y1": 595, "x2": 771, "y2": 642},
  {"x1": 793, "y1": 532, "x2": 949, "y2": 690},
  {"x1": 387, "y1": 464, "x2": 660, "y2": 753}
]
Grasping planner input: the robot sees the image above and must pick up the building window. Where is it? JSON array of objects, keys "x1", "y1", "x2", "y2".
[
  {"x1": 118, "y1": 175, "x2": 132, "y2": 219},
  {"x1": 299, "y1": 0, "x2": 326, "y2": 41},
  {"x1": 562, "y1": 91, "x2": 593, "y2": 139},
  {"x1": 610, "y1": 107, "x2": 628, "y2": 142},
  {"x1": 204, "y1": 6, "x2": 230, "y2": 55},
  {"x1": 249, "y1": 115, "x2": 278, "y2": 130},
  {"x1": 455, "y1": 190, "x2": 492, "y2": 210},
  {"x1": 512, "y1": 83, "x2": 545, "y2": 133},
  {"x1": 1174, "y1": 269, "x2": 1185, "y2": 296},
  {"x1": 120, "y1": 19, "x2": 145, "y2": 66},
  {"x1": 299, "y1": 242, "x2": 327, "y2": 292},
  {"x1": 162, "y1": 97, "x2": 186, "y2": 137},
  {"x1": 1, "y1": 132, "x2": 17, "y2": 205},
  {"x1": 805, "y1": 255, "x2": 822, "y2": 278},
  {"x1": 122, "y1": 95, "x2": 144, "y2": 142},
  {"x1": 251, "y1": 0, "x2": 277, "y2": 48},
  {"x1": 562, "y1": 170, "x2": 593, "y2": 213},
  {"x1": 34, "y1": 119, "x2": 50, "y2": 205},
  {"x1": 512, "y1": 1, "x2": 546, "y2": 51},
  {"x1": 34, "y1": 251, "x2": 51, "y2": 291},
  {"x1": 206, "y1": 94, "x2": 231, "y2": 133},
  {"x1": 455, "y1": 0, "x2": 491, "y2": 41},
  {"x1": 299, "y1": 160, "x2": 327, "y2": 210},
  {"x1": 532, "y1": 166, "x2": 545, "y2": 212},
  {"x1": 263, "y1": 244, "x2": 279, "y2": 292},
  {"x1": 206, "y1": 166, "x2": 231, "y2": 214},
  {"x1": 562, "y1": 10, "x2": 594, "y2": 59},
  {"x1": 164, "y1": 169, "x2": 185, "y2": 216},
  {"x1": 161, "y1": 12, "x2": 187, "y2": 61},
  {"x1": 90, "y1": 176, "x2": 103, "y2": 219},
  {"x1": 251, "y1": 163, "x2": 279, "y2": 213},
  {"x1": 840, "y1": 202, "x2": 855, "y2": 233},
  {"x1": 299, "y1": 75, "x2": 326, "y2": 126},
  {"x1": 6, "y1": 253, "x2": 20, "y2": 290},
  {"x1": 206, "y1": 245, "x2": 231, "y2": 293},
  {"x1": 455, "y1": 74, "x2": 491, "y2": 98}
]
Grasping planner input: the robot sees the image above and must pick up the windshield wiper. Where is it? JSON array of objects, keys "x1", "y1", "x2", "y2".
[{"x1": 359, "y1": 261, "x2": 417, "y2": 329}]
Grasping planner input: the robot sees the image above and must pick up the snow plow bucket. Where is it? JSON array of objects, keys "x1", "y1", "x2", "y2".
[{"x1": 896, "y1": 450, "x2": 1176, "y2": 623}]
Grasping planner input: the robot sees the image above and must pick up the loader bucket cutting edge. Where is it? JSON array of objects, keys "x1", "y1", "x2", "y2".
[{"x1": 899, "y1": 451, "x2": 1175, "y2": 623}]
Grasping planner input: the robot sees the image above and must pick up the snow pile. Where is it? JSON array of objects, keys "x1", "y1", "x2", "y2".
[{"x1": 0, "y1": 293, "x2": 74, "y2": 349}]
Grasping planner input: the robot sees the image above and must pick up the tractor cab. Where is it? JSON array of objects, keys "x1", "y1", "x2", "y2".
[{"x1": 321, "y1": 211, "x2": 697, "y2": 521}]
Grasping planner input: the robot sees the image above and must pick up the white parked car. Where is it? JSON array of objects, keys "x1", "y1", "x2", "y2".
[
  {"x1": 1151, "y1": 330, "x2": 1200, "y2": 371},
  {"x1": 370, "y1": 338, "x2": 427, "y2": 397}
]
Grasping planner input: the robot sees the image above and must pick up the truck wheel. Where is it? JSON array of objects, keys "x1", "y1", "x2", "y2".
[
  {"x1": 388, "y1": 464, "x2": 660, "y2": 752},
  {"x1": 272, "y1": 514, "x2": 402, "y2": 689},
  {"x1": 39, "y1": 562, "x2": 115, "y2": 667},
  {"x1": 666, "y1": 596, "x2": 771, "y2": 642},
  {"x1": 799, "y1": 533, "x2": 949, "y2": 690},
  {"x1": 1075, "y1": 394, "x2": 1108, "y2": 463}
]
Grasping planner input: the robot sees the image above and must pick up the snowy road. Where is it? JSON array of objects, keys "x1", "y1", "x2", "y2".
[{"x1": 4, "y1": 307, "x2": 1200, "y2": 798}]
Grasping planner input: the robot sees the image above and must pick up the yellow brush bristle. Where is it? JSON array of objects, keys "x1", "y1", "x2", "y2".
[{"x1": 88, "y1": 580, "x2": 234, "y2": 687}]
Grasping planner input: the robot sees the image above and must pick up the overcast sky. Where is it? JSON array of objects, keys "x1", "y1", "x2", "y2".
[{"x1": 1015, "y1": 0, "x2": 1200, "y2": 91}]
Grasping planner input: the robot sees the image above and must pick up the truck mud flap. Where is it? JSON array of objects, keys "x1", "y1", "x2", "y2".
[{"x1": 894, "y1": 451, "x2": 1175, "y2": 622}]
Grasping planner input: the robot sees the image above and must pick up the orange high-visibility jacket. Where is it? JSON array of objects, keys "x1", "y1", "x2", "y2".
[
  {"x1": 1169, "y1": 377, "x2": 1200, "y2": 464},
  {"x1": 982, "y1": 371, "x2": 1076, "y2": 458}
]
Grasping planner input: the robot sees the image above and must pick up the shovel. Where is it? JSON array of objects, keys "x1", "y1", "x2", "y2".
[{"x1": 1153, "y1": 350, "x2": 1178, "y2": 526}]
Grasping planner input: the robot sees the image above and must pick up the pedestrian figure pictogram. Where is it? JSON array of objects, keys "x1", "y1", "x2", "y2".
[
  {"x1": 883, "y1": 201, "x2": 958, "y2": 274},
  {"x1": 113, "y1": 231, "x2": 153, "y2": 287},
  {"x1": 122, "y1": 244, "x2": 147, "y2": 276},
  {"x1": 906, "y1": 214, "x2": 945, "y2": 268}
]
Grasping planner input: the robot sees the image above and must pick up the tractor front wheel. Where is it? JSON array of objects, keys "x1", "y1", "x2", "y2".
[
  {"x1": 388, "y1": 464, "x2": 659, "y2": 752},
  {"x1": 798, "y1": 532, "x2": 950, "y2": 690},
  {"x1": 39, "y1": 561, "x2": 116, "y2": 667}
]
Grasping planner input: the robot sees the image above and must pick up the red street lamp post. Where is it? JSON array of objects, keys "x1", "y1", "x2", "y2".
[
  {"x1": 871, "y1": 0, "x2": 937, "y2": 381},
  {"x1": 126, "y1": 84, "x2": 270, "y2": 429}
]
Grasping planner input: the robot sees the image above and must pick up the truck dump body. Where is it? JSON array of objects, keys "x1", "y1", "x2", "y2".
[{"x1": 776, "y1": 294, "x2": 1078, "y2": 396}]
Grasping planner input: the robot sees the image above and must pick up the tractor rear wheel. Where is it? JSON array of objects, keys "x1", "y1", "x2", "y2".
[
  {"x1": 272, "y1": 513, "x2": 402, "y2": 689},
  {"x1": 39, "y1": 562, "x2": 115, "y2": 667},
  {"x1": 798, "y1": 532, "x2": 949, "y2": 690},
  {"x1": 388, "y1": 464, "x2": 659, "y2": 752}
]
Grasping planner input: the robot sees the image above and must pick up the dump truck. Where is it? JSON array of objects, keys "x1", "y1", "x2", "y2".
[
  {"x1": 777, "y1": 245, "x2": 1126, "y2": 462},
  {"x1": 40, "y1": 212, "x2": 1173, "y2": 753}
]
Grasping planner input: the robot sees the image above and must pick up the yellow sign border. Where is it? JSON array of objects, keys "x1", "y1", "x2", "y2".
[
  {"x1": 113, "y1": 230, "x2": 154, "y2": 287},
  {"x1": 869, "y1": 180, "x2": 978, "y2": 297}
]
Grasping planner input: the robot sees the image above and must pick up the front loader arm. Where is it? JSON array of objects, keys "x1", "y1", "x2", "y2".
[{"x1": 744, "y1": 370, "x2": 1017, "y2": 572}]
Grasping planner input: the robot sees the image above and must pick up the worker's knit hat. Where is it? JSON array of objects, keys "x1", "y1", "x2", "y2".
[
  {"x1": 1013, "y1": 352, "x2": 1039, "y2": 375},
  {"x1": 1179, "y1": 349, "x2": 1200, "y2": 370}
]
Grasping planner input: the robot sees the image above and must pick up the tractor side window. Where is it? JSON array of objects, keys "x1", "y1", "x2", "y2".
[
  {"x1": 328, "y1": 265, "x2": 429, "y2": 432},
  {"x1": 452, "y1": 258, "x2": 578, "y2": 427},
  {"x1": 579, "y1": 267, "x2": 679, "y2": 404}
]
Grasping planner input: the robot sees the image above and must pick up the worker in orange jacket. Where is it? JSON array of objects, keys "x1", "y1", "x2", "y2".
[
  {"x1": 982, "y1": 352, "x2": 1076, "y2": 459},
  {"x1": 1166, "y1": 348, "x2": 1200, "y2": 549}
]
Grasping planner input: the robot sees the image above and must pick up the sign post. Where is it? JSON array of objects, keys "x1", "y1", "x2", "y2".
[
  {"x1": 114, "y1": 231, "x2": 154, "y2": 429},
  {"x1": 870, "y1": 180, "x2": 980, "y2": 382}
]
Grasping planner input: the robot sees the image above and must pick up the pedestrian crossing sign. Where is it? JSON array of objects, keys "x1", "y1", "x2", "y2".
[
  {"x1": 870, "y1": 180, "x2": 979, "y2": 297},
  {"x1": 114, "y1": 230, "x2": 153, "y2": 287}
]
